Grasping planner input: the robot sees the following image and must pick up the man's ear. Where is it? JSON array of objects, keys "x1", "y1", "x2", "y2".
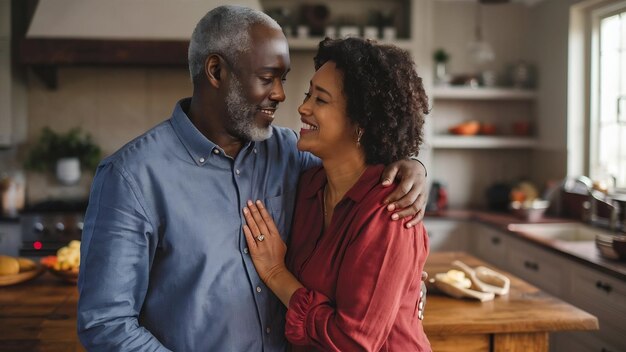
[{"x1": 205, "y1": 54, "x2": 224, "y2": 89}]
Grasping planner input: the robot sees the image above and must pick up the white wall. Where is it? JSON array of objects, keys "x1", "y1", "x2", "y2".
[
  {"x1": 526, "y1": 0, "x2": 587, "y2": 188},
  {"x1": 433, "y1": 1, "x2": 531, "y2": 77}
]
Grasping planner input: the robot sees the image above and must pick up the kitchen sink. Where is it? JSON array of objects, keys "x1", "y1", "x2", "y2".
[{"x1": 507, "y1": 223, "x2": 611, "y2": 242}]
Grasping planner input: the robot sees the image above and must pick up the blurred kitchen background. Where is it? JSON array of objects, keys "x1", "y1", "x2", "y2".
[{"x1": 1, "y1": 0, "x2": 626, "y2": 351}]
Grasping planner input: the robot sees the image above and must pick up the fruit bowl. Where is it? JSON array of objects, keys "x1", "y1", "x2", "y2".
[
  {"x1": 510, "y1": 200, "x2": 549, "y2": 222},
  {"x1": 41, "y1": 255, "x2": 79, "y2": 284},
  {"x1": 0, "y1": 257, "x2": 45, "y2": 286}
]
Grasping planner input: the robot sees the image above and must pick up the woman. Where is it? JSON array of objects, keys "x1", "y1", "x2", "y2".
[{"x1": 243, "y1": 37, "x2": 430, "y2": 351}]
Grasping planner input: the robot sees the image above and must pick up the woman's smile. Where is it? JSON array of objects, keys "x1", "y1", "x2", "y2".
[{"x1": 300, "y1": 119, "x2": 319, "y2": 135}]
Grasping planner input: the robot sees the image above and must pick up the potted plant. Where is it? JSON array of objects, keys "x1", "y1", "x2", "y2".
[
  {"x1": 24, "y1": 127, "x2": 102, "y2": 185},
  {"x1": 433, "y1": 48, "x2": 450, "y2": 85}
]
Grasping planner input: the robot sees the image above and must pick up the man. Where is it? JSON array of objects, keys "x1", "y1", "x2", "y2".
[{"x1": 77, "y1": 6, "x2": 427, "y2": 351}]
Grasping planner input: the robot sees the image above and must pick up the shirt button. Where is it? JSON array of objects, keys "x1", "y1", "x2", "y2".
[
  {"x1": 213, "y1": 148, "x2": 220, "y2": 154},
  {"x1": 243, "y1": 248, "x2": 249, "y2": 254},
  {"x1": 235, "y1": 169, "x2": 240, "y2": 175},
  {"x1": 266, "y1": 327, "x2": 271, "y2": 334},
  {"x1": 199, "y1": 157, "x2": 205, "y2": 163},
  {"x1": 256, "y1": 286, "x2": 262, "y2": 293},
  {"x1": 253, "y1": 148, "x2": 257, "y2": 154}
]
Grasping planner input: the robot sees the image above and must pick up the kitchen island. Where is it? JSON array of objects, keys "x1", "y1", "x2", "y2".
[
  {"x1": 0, "y1": 252, "x2": 597, "y2": 352},
  {"x1": 423, "y1": 252, "x2": 598, "y2": 351}
]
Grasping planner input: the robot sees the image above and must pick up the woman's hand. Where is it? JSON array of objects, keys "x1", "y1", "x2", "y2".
[
  {"x1": 242, "y1": 200, "x2": 289, "y2": 285},
  {"x1": 243, "y1": 200, "x2": 303, "y2": 307},
  {"x1": 380, "y1": 159, "x2": 428, "y2": 228}
]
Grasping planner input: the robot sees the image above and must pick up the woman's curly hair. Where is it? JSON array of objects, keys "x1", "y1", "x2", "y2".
[{"x1": 314, "y1": 37, "x2": 429, "y2": 165}]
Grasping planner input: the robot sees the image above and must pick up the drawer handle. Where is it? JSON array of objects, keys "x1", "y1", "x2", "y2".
[
  {"x1": 595, "y1": 281, "x2": 612, "y2": 293},
  {"x1": 524, "y1": 261, "x2": 539, "y2": 271},
  {"x1": 491, "y1": 237, "x2": 501, "y2": 245}
]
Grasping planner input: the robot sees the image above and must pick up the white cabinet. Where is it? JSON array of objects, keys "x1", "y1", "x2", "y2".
[
  {"x1": 504, "y1": 236, "x2": 569, "y2": 297},
  {"x1": 423, "y1": 218, "x2": 470, "y2": 252},
  {"x1": 470, "y1": 223, "x2": 568, "y2": 297},
  {"x1": 552, "y1": 330, "x2": 623, "y2": 352},
  {"x1": 565, "y1": 264, "x2": 626, "y2": 351},
  {"x1": 470, "y1": 223, "x2": 509, "y2": 268},
  {"x1": 470, "y1": 224, "x2": 624, "y2": 351}
]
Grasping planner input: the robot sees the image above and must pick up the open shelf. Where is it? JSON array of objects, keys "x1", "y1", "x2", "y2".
[
  {"x1": 287, "y1": 37, "x2": 413, "y2": 51},
  {"x1": 431, "y1": 136, "x2": 538, "y2": 149},
  {"x1": 432, "y1": 86, "x2": 537, "y2": 100}
]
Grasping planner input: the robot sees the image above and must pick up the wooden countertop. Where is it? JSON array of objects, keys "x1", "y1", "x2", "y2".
[
  {"x1": 423, "y1": 252, "x2": 598, "y2": 336},
  {"x1": 0, "y1": 273, "x2": 83, "y2": 352},
  {"x1": 0, "y1": 252, "x2": 598, "y2": 351}
]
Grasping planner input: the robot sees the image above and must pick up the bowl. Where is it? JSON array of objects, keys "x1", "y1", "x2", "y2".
[
  {"x1": 613, "y1": 236, "x2": 626, "y2": 257},
  {"x1": 0, "y1": 258, "x2": 45, "y2": 287},
  {"x1": 41, "y1": 256, "x2": 79, "y2": 284},
  {"x1": 510, "y1": 200, "x2": 549, "y2": 222},
  {"x1": 596, "y1": 234, "x2": 626, "y2": 260},
  {"x1": 46, "y1": 267, "x2": 79, "y2": 283}
]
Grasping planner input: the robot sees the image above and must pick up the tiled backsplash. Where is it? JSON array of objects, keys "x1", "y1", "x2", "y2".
[
  {"x1": 24, "y1": 67, "x2": 193, "y2": 203},
  {"x1": 28, "y1": 67, "x2": 193, "y2": 155}
]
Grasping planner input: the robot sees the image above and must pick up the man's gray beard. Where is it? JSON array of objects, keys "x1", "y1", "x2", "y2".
[{"x1": 225, "y1": 75, "x2": 273, "y2": 142}]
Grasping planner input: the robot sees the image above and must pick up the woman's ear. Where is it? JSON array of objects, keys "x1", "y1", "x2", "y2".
[{"x1": 205, "y1": 54, "x2": 223, "y2": 88}]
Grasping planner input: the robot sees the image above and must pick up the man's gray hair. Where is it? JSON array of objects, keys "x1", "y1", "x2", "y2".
[{"x1": 188, "y1": 5, "x2": 281, "y2": 83}]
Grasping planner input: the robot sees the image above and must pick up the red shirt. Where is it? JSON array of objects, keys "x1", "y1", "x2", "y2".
[{"x1": 285, "y1": 165, "x2": 431, "y2": 352}]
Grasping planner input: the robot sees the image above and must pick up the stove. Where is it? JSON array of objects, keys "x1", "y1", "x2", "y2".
[{"x1": 19, "y1": 200, "x2": 87, "y2": 257}]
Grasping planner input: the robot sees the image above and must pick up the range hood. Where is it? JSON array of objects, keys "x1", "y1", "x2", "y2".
[
  {"x1": 20, "y1": 0, "x2": 261, "y2": 88},
  {"x1": 27, "y1": 0, "x2": 262, "y2": 40}
]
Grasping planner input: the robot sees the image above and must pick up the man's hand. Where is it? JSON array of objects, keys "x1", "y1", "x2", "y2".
[{"x1": 381, "y1": 159, "x2": 428, "y2": 228}]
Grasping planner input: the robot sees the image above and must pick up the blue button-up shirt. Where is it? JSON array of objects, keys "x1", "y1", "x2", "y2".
[{"x1": 78, "y1": 98, "x2": 319, "y2": 351}]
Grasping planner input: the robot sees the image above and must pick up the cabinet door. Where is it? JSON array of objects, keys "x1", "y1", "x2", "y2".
[
  {"x1": 471, "y1": 223, "x2": 509, "y2": 268},
  {"x1": 0, "y1": 222, "x2": 21, "y2": 257},
  {"x1": 568, "y1": 264, "x2": 626, "y2": 350},
  {"x1": 552, "y1": 330, "x2": 623, "y2": 352},
  {"x1": 423, "y1": 219, "x2": 470, "y2": 252},
  {"x1": 505, "y1": 237, "x2": 567, "y2": 296}
]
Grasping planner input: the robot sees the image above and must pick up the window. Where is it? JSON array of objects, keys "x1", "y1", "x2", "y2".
[{"x1": 590, "y1": 3, "x2": 626, "y2": 192}]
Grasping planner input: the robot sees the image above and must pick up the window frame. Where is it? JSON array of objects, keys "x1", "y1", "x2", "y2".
[
  {"x1": 590, "y1": 1, "x2": 626, "y2": 192},
  {"x1": 568, "y1": 0, "x2": 626, "y2": 195}
]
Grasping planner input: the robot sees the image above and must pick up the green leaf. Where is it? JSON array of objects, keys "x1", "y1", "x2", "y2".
[{"x1": 23, "y1": 127, "x2": 102, "y2": 173}]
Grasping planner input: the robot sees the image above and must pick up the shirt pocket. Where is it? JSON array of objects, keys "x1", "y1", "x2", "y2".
[{"x1": 264, "y1": 190, "x2": 296, "y2": 241}]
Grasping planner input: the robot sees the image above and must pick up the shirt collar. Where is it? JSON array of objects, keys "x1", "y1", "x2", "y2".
[
  {"x1": 170, "y1": 98, "x2": 254, "y2": 165},
  {"x1": 303, "y1": 164, "x2": 385, "y2": 203}
]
